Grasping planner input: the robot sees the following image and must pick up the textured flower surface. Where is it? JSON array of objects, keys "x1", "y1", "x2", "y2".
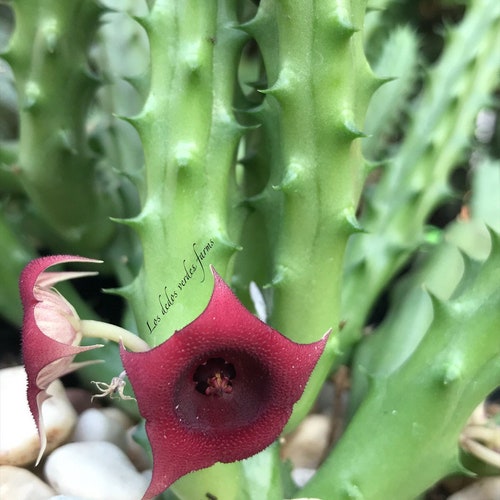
[
  {"x1": 20, "y1": 255, "x2": 102, "y2": 462},
  {"x1": 121, "y1": 266, "x2": 328, "y2": 499}
]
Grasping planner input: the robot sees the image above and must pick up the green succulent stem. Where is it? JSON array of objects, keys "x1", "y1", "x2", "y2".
[
  {"x1": 110, "y1": 18, "x2": 260, "y2": 492},
  {"x1": 123, "y1": 0, "x2": 247, "y2": 347},
  {"x1": 300, "y1": 230, "x2": 500, "y2": 500},
  {"x1": 247, "y1": 0, "x2": 377, "y2": 429},
  {"x1": 339, "y1": 0, "x2": 500, "y2": 363},
  {"x1": 4, "y1": 0, "x2": 121, "y2": 251},
  {"x1": 0, "y1": 211, "x2": 35, "y2": 325}
]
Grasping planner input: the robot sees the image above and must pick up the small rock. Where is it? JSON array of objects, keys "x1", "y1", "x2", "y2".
[
  {"x1": 0, "y1": 465, "x2": 56, "y2": 499},
  {"x1": 448, "y1": 477, "x2": 500, "y2": 500},
  {"x1": 49, "y1": 496, "x2": 86, "y2": 500},
  {"x1": 291, "y1": 467, "x2": 316, "y2": 488},
  {"x1": 281, "y1": 414, "x2": 331, "y2": 468},
  {"x1": 71, "y1": 408, "x2": 129, "y2": 450},
  {"x1": 44, "y1": 441, "x2": 148, "y2": 500},
  {"x1": 0, "y1": 366, "x2": 77, "y2": 466},
  {"x1": 100, "y1": 407, "x2": 134, "y2": 429},
  {"x1": 141, "y1": 469, "x2": 152, "y2": 484}
]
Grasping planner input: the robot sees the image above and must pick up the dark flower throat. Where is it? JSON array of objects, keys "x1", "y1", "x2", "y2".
[{"x1": 193, "y1": 357, "x2": 236, "y2": 396}]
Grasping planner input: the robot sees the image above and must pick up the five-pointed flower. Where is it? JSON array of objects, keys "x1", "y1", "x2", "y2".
[
  {"x1": 121, "y1": 266, "x2": 328, "y2": 499},
  {"x1": 20, "y1": 255, "x2": 103, "y2": 463}
]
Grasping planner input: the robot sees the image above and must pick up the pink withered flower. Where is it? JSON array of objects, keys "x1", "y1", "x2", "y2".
[
  {"x1": 20, "y1": 255, "x2": 103, "y2": 463},
  {"x1": 121, "y1": 266, "x2": 329, "y2": 499}
]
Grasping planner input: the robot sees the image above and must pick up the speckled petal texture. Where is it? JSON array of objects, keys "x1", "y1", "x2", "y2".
[{"x1": 121, "y1": 267, "x2": 328, "y2": 499}]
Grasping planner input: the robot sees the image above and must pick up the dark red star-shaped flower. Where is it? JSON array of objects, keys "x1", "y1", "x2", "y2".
[{"x1": 121, "y1": 266, "x2": 328, "y2": 499}]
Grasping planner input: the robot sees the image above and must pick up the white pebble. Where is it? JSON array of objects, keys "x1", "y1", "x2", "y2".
[
  {"x1": 44, "y1": 441, "x2": 148, "y2": 500},
  {"x1": 0, "y1": 465, "x2": 56, "y2": 499},
  {"x1": 71, "y1": 408, "x2": 128, "y2": 450},
  {"x1": 281, "y1": 413, "x2": 331, "y2": 468},
  {"x1": 49, "y1": 496, "x2": 86, "y2": 500},
  {"x1": 448, "y1": 477, "x2": 500, "y2": 500},
  {"x1": 0, "y1": 366, "x2": 76, "y2": 466},
  {"x1": 291, "y1": 467, "x2": 316, "y2": 488},
  {"x1": 100, "y1": 407, "x2": 134, "y2": 429}
]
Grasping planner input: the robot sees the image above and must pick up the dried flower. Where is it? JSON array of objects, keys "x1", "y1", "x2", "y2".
[{"x1": 20, "y1": 255, "x2": 102, "y2": 463}]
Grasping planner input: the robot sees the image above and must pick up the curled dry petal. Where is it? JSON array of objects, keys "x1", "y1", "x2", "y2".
[
  {"x1": 20, "y1": 255, "x2": 102, "y2": 463},
  {"x1": 121, "y1": 266, "x2": 328, "y2": 499}
]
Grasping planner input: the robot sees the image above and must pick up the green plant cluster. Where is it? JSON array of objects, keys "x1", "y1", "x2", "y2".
[{"x1": 0, "y1": 0, "x2": 498, "y2": 498}]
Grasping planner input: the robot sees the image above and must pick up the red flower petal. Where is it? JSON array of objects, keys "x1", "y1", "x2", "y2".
[
  {"x1": 20, "y1": 255, "x2": 102, "y2": 463},
  {"x1": 121, "y1": 267, "x2": 328, "y2": 498}
]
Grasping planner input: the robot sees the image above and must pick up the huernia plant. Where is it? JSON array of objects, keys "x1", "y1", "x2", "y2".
[
  {"x1": 0, "y1": 0, "x2": 498, "y2": 499},
  {"x1": 20, "y1": 255, "x2": 149, "y2": 463},
  {"x1": 121, "y1": 266, "x2": 328, "y2": 497},
  {"x1": 20, "y1": 256, "x2": 326, "y2": 497}
]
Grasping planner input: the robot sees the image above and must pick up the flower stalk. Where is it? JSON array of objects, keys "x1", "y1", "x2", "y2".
[{"x1": 79, "y1": 320, "x2": 149, "y2": 352}]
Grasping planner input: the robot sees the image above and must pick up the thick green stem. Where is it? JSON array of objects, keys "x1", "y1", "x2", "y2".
[
  {"x1": 123, "y1": 1, "x2": 247, "y2": 346},
  {"x1": 4, "y1": 0, "x2": 122, "y2": 251},
  {"x1": 247, "y1": 0, "x2": 377, "y2": 429},
  {"x1": 300, "y1": 230, "x2": 500, "y2": 499},
  {"x1": 0, "y1": 211, "x2": 35, "y2": 325},
  {"x1": 339, "y1": 0, "x2": 500, "y2": 361}
]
